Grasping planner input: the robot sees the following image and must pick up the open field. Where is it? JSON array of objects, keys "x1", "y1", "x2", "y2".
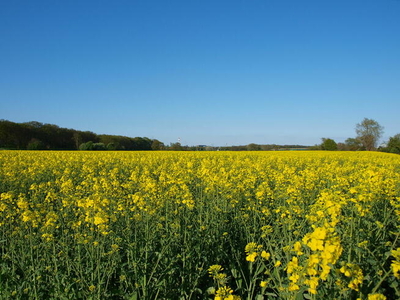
[{"x1": 0, "y1": 151, "x2": 399, "y2": 299}]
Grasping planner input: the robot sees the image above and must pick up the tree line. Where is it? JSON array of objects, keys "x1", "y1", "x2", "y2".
[
  {"x1": 0, "y1": 118, "x2": 398, "y2": 153},
  {"x1": 311, "y1": 118, "x2": 400, "y2": 154},
  {"x1": 0, "y1": 120, "x2": 165, "y2": 150},
  {"x1": 206, "y1": 118, "x2": 398, "y2": 153},
  {"x1": 203, "y1": 118, "x2": 398, "y2": 153}
]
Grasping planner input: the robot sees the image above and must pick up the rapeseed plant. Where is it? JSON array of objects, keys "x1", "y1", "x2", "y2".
[{"x1": 0, "y1": 150, "x2": 399, "y2": 299}]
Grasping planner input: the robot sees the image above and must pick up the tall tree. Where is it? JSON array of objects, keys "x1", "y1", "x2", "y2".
[
  {"x1": 151, "y1": 139, "x2": 165, "y2": 150},
  {"x1": 169, "y1": 142, "x2": 183, "y2": 151},
  {"x1": 385, "y1": 134, "x2": 400, "y2": 154},
  {"x1": 355, "y1": 118, "x2": 384, "y2": 151},
  {"x1": 344, "y1": 138, "x2": 363, "y2": 151},
  {"x1": 321, "y1": 138, "x2": 337, "y2": 150},
  {"x1": 72, "y1": 132, "x2": 82, "y2": 150}
]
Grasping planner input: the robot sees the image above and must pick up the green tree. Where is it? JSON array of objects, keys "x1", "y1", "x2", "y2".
[
  {"x1": 132, "y1": 137, "x2": 152, "y2": 150},
  {"x1": 0, "y1": 120, "x2": 31, "y2": 149},
  {"x1": 79, "y1": 141, "x2": 94, "y2": 150},
  {"x1": 385, "y1": 134, "x2": 400, "y2": 154},
  {"x1": 151, "y1": 139, "x2": 165, "y2": 150},
  {"x1": 247, "y1": 143, "x2": 261, "y2": 151},
  {"x1": 92, "y1": 143, "x2": 106, "y2": 150},
  {"x1": 72, "y1": 132, "x2": 82, "y2": 150},
  {"x1": 321, "y1": 138, "x2": 337, "y2": 150},
  {"x1": 106, "y1": 143, "x2": 117, "y2": 150},
  {"x1": 170, "y1": 142, "x2": 183, "y2": 151},
  {"x1": 355, "y1": 118, "x2": 384, "y2": 151},
  {"x1": 27, "y1": 138, "x2": 45, "y2": 150},
  {"x1": 344, "y1": 138, "x2": 363, "y2": 151}
]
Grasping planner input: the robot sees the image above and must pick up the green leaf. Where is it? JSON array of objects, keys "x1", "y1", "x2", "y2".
[
  {"x1": 130, "y1": 292, "x2": 138, "y2": 300},
  {"x1": 390, "y1": 280, "x2": 399, "y2": 288},
  {"x1": 255, "y1": 264, "x2": 266, "y2": 276},
  {"x1": 303, "y1": 293, "x2": 312, "y2": 300},
  {"x1": 296, "y1": 287, "x2": 309, "y2": 300}
]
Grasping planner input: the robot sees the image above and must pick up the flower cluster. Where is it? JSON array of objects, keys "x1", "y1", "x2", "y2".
[
  {"x1": 286, "y1": 190, "x2": 344, "y2": 295},
  {"x1": 208, "y1": 265, "x2": 240, "y2": 300},
  {"x1": 391, "y1": 248, "x2": 400, "y2": 279},
  {"x1": 0, "y1": 150, "x2": 399, "y2": 299},
  {"x1": 244, "y1": 242, "x2": 270, "y2": 263},
  {"x1": 339, "y1": 262, "x2": 364, "y2": 291}
]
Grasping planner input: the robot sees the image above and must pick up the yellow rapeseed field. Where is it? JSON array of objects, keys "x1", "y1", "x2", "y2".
[{"x1": 0, "y1": 150, "x2": 399, "y2": 299}]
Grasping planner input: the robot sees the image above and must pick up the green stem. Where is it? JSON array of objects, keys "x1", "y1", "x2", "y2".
[{"x1": 370, "y1": 268, "x2": 392, "y2": 294}]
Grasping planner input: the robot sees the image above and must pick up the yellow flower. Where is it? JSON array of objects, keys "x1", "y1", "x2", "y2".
[
  {"x1": 214, "y1": 273, "x2": 227, "y2": 283},
  {"x1": 288, "y1": 283, "x2": 300, "y2": 291},
  {"x1": 340, "y1": 266, "x2": 351, "y2": 277},
  {"x1": 41, "y1": 233, "x2": 53, "y2": 242},
  {"x1": 246, "y1": 252, "x2": 258, "y2": 262},
  {"x1": 304, "y1": 277, "x2": 319, "y2": 295},
  {"x1": 312, "y1": 227, "x2": 327, "y2": 240},
  {"x1": 215, "y1": 286, "x2": 233, "y2": 298},
  {"x1": 260, "y1": 281, "x2": 267, "y2": 288},
  {"x1": 289, "y1": 273, "x2": 300, "y2": 283},
  {"x1": 368, "y1": 294, "x2": 387, "y2": 300},
  {"x1": 307, "y1": 238, "x2": 324, "y2": 251},
  {"x1": 208, "y1": 265, "x2": 223, "y2": 276},
  {"x1": 286, "y1": 257, "x2": 299, "y2": 273},
  {"x1": 93, "y1": 214, "x2": 108, "y2": 225},
  {"x1": 391, "y1": 248, "x2": 400, "y2": 279},
  {"x1": 261, "y1": 251, "x2": 271, "y2": 260},
  {"x1": 293, "y1": 241, "x2": 303, "y2": 255},
  {"x1": 245, "y1": 242, "x2": 258, "y2": 254},
  {"x1": 391, "y1": 260, "x2": 400, "y2": 279}
]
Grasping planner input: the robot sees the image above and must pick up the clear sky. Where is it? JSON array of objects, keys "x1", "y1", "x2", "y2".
[{"x1": 1, "y1": 0, "x2": 399, "y2": 146}]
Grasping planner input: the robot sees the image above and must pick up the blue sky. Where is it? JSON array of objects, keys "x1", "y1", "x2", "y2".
[{"x1": 1, "y1": 0, "x2": 399, "y2": 146}]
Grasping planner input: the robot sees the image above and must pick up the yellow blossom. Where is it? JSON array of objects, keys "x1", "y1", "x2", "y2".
[
  {"x1": 260, "y1": 281, "x2": 267, "y2": 288},
  {"x1": 368, "y1": 294, "x2": 387, "y2": 300},
  {"x1": 261, "y1": 251, "x2": 271, "y2": 260},
  {"x1": 246, "y1": 252, "x2": 258, "y2": 262}
]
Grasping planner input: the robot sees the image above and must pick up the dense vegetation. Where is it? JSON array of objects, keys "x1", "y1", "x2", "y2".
[
  {"x1": 0, "y1": 151, "x2": 399, "y2": 299},
  {"x1": 1, "y1": 119, "x2": 399, "y2": 153},
  {"x1": 0, "y1": 120, "x2": 163, "y2": 150}
]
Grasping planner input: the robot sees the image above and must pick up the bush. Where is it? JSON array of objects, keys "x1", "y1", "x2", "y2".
[
  {"x1": 27, "y1": 138, "x2": 45, "y2": 150},
  {"x1": 92, "y1": 143, "x2": 106, "y2": 150},
  {"x1": 79, "y1": 141, "x2": 93, "y2": 150}
]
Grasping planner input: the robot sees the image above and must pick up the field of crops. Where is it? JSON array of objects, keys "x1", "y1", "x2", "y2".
[{"x1": 0, "y1": 151, "x2": 399, "y2": 299}]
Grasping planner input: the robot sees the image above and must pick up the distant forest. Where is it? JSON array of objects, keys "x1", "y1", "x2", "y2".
[
  {"x1": 2, "y1": 119, "x2": 398, "y2": 152},
  {"x1": 0, "y1": 120, "x2": 164, "y2": 150},
  {"x1": 0, "y1": 119, "x2": 311, "y2": 151}
]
